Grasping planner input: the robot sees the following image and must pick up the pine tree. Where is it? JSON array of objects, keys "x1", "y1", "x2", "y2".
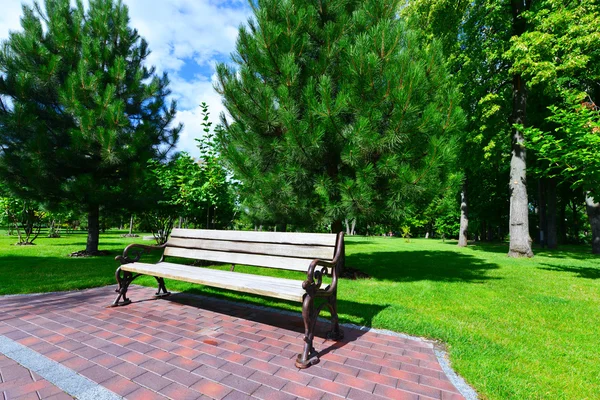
[
  {"x1": 216, "y1": 0, "x2": 464, "y2": 232},
  {"x1": 0, "y1": 0, "x2": 180, "y2": 254}
]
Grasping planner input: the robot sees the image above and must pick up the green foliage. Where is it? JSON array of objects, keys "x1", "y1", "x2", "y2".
[
  {"x1": 403, "y1": 0, "x2": 514, "y2": 238},
  {"x1": 400, "y1": 226, "x2": 411, "y2": 242},
  {"x1": 404, "y1": 0, "x2": 600, "y2": 247},
  {"x1": 0, "y1": 196, "x2": 45, "y2": 244},
  {"x1": 144, "y1": 154, "x2": 197, "y2": 243},
  {"x1": 509, "y1": 0, "x2": 600, "y2": 202},
  {"x1": 524, "y1": 92, "x2": 600, "y2": 201},
  {"x1": 506, "y1": 0, "x2": 600, "y2": 89},
  {"x1": 143, "y1": 104, "x2": 236, "y2": 242},
  {"x1": 196, "y1": 103, "x2": 237, "y2": 229},
  {"x1": 0, "y1": 0, "x2": 180, "y2": 251},
  {"x1": 216, "y1": 0, "x2": 464, "y2": 229}
]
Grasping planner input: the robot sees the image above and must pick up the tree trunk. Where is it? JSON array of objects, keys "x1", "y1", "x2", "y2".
[
  {"x1": 546, "y1": 178, "x2": 557, "y2": 249},
  {"x1": 458, "y1": 179, "x2": 468, "y2": 247},
  {"x1": 559, "y1": 199, "x2": 566, "y2": 244},
  {"x1": 507, "y1": 86, "x2": 533, "y2": 257},
  {"x1": 86, "y1": 204, "x2": 100, "y2": 254},
  {"x1": 351, "y1": 219, "x2": 356, "y2": 235},
  {"x1": 481, "y1": 221, "x2": 486, "y2": 242},
  {"x1": 585, "y1": 193, "x2": 600, "y2": 254},
  {"x1": 538, "y1": 179, "x2": 546, "y2": 247},
  {"x1": 573, "y1": 200, "x2": 579, "y2": 242},
  {"x1": 508, "y1": 0, "x2": 533, "y2": 258},
  {"x1": 331, "y1": 219, "x2": 343, "y2": 234},
  {"x1": 345, "y1": 219, "x2": 350, "y2": 235},
  {"x1": 129, "y1": 214, "x2": 134, "y2": 235}
]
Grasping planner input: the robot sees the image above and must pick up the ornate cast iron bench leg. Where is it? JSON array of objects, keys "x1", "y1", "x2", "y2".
[
  {"x1": 111, "y1": 267, "x2": 137, "y2": 307},
  {"x1": 296, "y1": 294, "x2": 319, "y2": 369},
  {"x1": 154, "y1": 277, "x2": 170, "y2": 298},
  {"x1": 326, "y1": 293, "x2": 344, "y2": 340}
]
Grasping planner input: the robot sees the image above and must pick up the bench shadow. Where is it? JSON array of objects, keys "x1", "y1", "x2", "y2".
[{"x1": 163, "y1": 290, "x2": 388, "y2": 359}]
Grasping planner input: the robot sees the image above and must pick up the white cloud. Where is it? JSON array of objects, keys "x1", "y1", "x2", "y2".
[
  {"x1": 0, "y1": 0, "x2": 250, "y2": 158},
  {"x1": 124, "y1": 0, "x2": 250, "y2": 157},
  {"x1": 170, "y1": 73, "x2": 229, "y2": 155},
  {"x1": 0, "y1": 1, "x2": 32, "y2": 40}
]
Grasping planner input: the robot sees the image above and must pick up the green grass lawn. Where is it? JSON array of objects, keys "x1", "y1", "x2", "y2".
[{"x1": 1, "y1": 230, "x2": 599, "y2": 399}]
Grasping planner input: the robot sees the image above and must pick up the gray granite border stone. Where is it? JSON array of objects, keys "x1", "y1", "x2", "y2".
[{"x1": 0, "y1": 335, "x2": 121, "y2": 400}]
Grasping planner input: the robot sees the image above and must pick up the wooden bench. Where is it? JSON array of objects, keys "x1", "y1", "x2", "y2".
[{"x1": 111, "y1": 229, "x2": 345, "y2": 368}]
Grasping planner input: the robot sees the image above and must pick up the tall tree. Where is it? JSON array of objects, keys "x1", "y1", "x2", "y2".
[
  {"x1": 0, "y1": 0, "x2": 180, "y2": 254},
  {"x1": 403, "y1": 0, "x2": 513, "y2": 246},
  {"x1": 406, "y1": 0, "x2": 537, "y2": 255},
  {"x1": 513, "y1": 0, "x2": 600, "y2": 253},
  {"x1": 507, "y1": 0, "x2": 534, "y2": 257},
  {"x1": 216, "y1": 0, "x2": 464, "y2": 232},
  {"x1": 458, "y1": 179, "x2": 468, "y2": 246}
]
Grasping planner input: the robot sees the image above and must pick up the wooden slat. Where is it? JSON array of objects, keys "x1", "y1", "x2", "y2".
[
  {"x1": 127, "y1": 263, "x2": 304, "y2": 300},
  {"x1": 170, "y1": 229, "x2": 337, "y2": 246},
  {"x1": 166, "y1": 237, "x2": 334, "y2": 260},
  {"x1": 121, "y1": 262, "x2": 305, "y2": 302},
  {"x1": 163, "y1": 247, "x2": 324, "y2": 272},
  {"x1": 156, "y1": 263, "x2": 303, "y2": 290}
]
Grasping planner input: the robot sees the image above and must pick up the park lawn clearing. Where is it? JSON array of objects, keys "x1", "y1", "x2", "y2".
[{"x1": 1, "y1": 231, "x2": 599, "y2": 399}]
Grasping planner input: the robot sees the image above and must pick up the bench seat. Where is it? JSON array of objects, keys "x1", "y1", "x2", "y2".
[{"x1": 121, "y1": 262, "x2": 306, "y2": 302}]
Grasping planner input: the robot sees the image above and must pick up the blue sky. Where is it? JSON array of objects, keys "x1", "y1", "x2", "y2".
[{"x1": 0, "y1": 0, "x2": 252, "y2": 157}]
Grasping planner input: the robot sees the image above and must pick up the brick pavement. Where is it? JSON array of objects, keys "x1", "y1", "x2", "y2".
[
  {"x1": 0, "y1": 354, "x2": 71, "y2": 400},
  {"x1": 0, "y1": 286, "x2": 469, "y2": 399}
]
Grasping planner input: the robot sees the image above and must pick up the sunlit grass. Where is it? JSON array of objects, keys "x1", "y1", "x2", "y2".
[{"x1": 1, "y1": 231, "x2": 598, "y2": 399}]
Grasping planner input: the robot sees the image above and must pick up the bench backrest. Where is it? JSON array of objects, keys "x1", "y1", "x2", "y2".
[{"x1": 164, "y1": 229, "x2": 342, "y2": 272}]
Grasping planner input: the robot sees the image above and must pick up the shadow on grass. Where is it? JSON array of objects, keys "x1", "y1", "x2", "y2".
[
  {"x1": 450, "y1": 240, "x2": 598, "y2": 261},
  {"x1": 443, "y1": 241, "x2": 509, "y2": 255},
  {"x1": 533, "y1": 247, "x2": 599, "y2": 261},
  {"x1": 347, "y1": 249, "x2": 499, "y2": 283},
  {"x1": 538, "y1": 264, "x2": 600, "y2": 279}
]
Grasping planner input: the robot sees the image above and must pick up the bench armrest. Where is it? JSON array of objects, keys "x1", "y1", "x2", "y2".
[
  {"x1": 116, "y1": 243, "x2": 167, "y2": 265},
  {"x1": 303, "y1": 258, "x2": 340, "y2": 295},
  {"x1": 303, "y1": 232, "x2": 344, "y2": 295}
]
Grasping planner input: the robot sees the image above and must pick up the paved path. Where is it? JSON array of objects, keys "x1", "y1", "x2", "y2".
[
  {"x1": 0, "y1": 354, "x2": 71, "y2": 399},
  {"x1": 0, "y1": 286, "x2": 471, "y2": 399}
]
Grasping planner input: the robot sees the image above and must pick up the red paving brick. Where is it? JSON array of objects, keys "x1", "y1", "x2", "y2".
[
  {"x1": 0, "y1": 285, "x2": 470, "y2": 399},
  {"x1": 101, "y1": 375, "x2": 140, "y2": 397},
  {"x1": 0, "y1": 354, "x2": 68, "y2": 399}
]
